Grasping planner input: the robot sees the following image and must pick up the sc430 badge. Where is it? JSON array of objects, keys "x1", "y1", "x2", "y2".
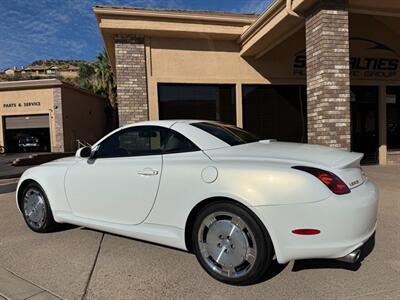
[{"x1": 350, "y1": 180, "x2": 360, "y2": 187}]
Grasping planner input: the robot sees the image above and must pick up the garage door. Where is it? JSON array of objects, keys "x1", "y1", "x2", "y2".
[
  {"x1": 3, "y1": 114, "x2": 50, "y2": 153},
  {"x1": 4, "y1": 115, "x2": 49, "y2": 129}
]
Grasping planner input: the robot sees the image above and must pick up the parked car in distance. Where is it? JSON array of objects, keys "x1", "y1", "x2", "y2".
[
  {"x1": 16, "y1": 120, "x2": 378, "y2": 285},
  {"x1": 18, "y1": 135, "x2": 40, "y2": 152}
]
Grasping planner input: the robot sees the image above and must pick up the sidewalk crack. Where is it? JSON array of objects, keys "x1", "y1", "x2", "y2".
[
  {"x1": 81, "y1": 233, "x2": 104, "y2": 300},
  {"x1": 24, "y1": 291, "x2": 45, "y2": 300},
  {"x1": 0, "y1": 267, "x2": 64, "y2": 300}
]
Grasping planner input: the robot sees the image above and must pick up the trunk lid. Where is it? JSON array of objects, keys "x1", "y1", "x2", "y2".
[{"x1": 206, "y1": 141, "x2": 365, "y2": 189}]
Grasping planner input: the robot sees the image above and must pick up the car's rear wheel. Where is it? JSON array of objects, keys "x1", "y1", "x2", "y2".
[
  {"x1": 21, "y1": 182, "x2": 58, "y2": 233},
  {"x1": 192, "y1": 201, "x2": 273, "y2": 285}
]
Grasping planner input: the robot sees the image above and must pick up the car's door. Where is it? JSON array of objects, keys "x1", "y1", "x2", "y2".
[{"x1": 64, "y1": 126, "x2": 167, "y2": 225}]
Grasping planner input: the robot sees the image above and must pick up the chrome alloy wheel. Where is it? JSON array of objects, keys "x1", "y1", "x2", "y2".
[
  {"x1": 198, "y1": 212, "x2": 257, "y2": 278},
  {"x1": 23, "y1": 188, "x2": 47, "y2": 230}
]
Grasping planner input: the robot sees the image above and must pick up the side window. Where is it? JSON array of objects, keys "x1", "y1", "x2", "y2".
[
  {"x1": 163, "y1": 130, "x2": 200, "y2": 154},
  {"x1": 95, "y1": 126, "x2": 167, "y2": 158}
]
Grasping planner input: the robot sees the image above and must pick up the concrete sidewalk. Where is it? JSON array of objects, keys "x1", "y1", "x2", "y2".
[
  {"x1": 0, "y1": 267, "x2": 62, "y2": 300},
  {"x1": 0, "y1": 166, "x2": 399, "y2": 299}
]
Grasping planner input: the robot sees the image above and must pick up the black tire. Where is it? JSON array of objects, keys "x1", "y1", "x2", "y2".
[
  {"x1": 0, "y1": 146, "x2": 5, "y2": 154},
  {"x1": 21, "y1": 182, "x2": 58, "y2": 233},
  {"x1": 192, "y1": 201, "x2": 273, "y2": 285}
]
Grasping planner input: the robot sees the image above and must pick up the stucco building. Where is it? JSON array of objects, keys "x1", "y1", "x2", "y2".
[
  {"x1": 95, "y1": 0, "x2": 400, "y2": 164},
  {"x1": 0, "y1": 79, "x2": 106, "y2": 153}
]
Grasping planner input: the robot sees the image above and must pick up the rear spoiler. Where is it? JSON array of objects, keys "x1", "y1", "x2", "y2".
[{"x1": 333, "y1": 152, "x2": 364, "y2": 169}]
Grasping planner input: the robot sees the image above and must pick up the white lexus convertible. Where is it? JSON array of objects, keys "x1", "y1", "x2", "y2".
[{"x1": 17, "y1": 120, "x2": 378, "y2": 285}]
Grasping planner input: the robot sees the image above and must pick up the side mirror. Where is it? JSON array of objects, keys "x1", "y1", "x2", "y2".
[{"x1": 76, "y1": 146, "x2": 92, "y2": 158}]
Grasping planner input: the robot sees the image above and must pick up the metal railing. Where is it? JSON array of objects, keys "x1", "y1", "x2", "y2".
[{"x1": 76, "y1": 139, "x2": 91, "y2": 149}]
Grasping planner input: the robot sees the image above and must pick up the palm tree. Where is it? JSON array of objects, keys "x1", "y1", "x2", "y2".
[
  {"x1": 78, "y1": 50, "x2": 118, "y2": 129},
  {"x1": 92, "y1": 51, "x2": 117, "y2": 108}
]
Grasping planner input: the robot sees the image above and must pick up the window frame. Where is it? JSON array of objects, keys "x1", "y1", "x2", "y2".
[
  {"x1": 162, "y1": 129, "x2": 201, "y2": 155},
  {"x1": 94, "y1": 125, "x2": 200, "y2": 159}
]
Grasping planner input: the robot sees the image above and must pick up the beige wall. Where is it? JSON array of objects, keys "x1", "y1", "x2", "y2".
[
  {"x1": 146, "y1": 30, "x2": 306, "y2": 123},
  {"x1": 350, "y1": 14, "x2": 400, "y2": 82},
  {"x1": 145, "y1": 13, "x2": 400, "y2": 165},
  {"x1": 146, "y1": 13, "x2": 400, "y2": 115},
  {"x1": 0, "y1": 88, "x2": 58, "y2": 150},
  {"x1": 0, "y1": 85, "x2": 107, "y2": 153},
  {"x1": 61, "y1": 86, "x2": 106, "y2": 152},
  {"x1": 58, "y1": 71, "x2": 79, "y2": 79},
  {"x1": 349, "y1": 14, "x2": 400, "y2": 164}
]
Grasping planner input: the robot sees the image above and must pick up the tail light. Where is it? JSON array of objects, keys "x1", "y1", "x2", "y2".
[{"x1": 292, "y1": 166, "x2": 351, "y2": 195}]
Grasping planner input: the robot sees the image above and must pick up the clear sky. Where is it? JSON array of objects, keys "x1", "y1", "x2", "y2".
[{"x1": 0, "y1": 0, "x2": 272, "y2": 70}]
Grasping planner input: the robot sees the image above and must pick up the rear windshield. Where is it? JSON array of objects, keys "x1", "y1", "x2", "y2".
[
  {"x1": 20, "y1": 137, "x2": 35, "y2": 142},
  {"x1": 191, "y1": 122, "x2": 260, "y2": 146}
]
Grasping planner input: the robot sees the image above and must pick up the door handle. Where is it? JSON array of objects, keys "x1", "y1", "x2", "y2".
[{"x1": 137, "y1": 168, "x2": 159, "y2": 176}]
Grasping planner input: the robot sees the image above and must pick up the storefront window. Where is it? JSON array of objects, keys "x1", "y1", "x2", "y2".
[
  {"x1": 158, "y1": 84, "x2": 236, "y2": 125},
  {"x1": 242, "y1": 85, "x2": 307, "y2": 142},
  {"x1": 387, "y1": 86, "x2": 400, "y2": 150}
]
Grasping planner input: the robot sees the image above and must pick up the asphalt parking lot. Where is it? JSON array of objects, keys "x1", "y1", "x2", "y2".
[{"x1": 0, "y1": 165, "x2": 399, "y2": 300}]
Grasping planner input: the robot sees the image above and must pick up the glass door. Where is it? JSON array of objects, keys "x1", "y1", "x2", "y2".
[{"x1": 350, "y1": 86, "x2": 379, "y2": 164}]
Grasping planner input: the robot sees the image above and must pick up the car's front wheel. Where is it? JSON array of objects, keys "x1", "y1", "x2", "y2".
[
  {"x1": 192, "y1": 201, "x2": 273, "y2": 285},
  {"x1": 21, "y1": 182, "x2": 58, "y2": 233}
]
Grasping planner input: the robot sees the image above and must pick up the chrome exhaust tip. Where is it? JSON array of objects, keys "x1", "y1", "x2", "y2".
[{"x1": 337, "y1": 249, "x2": 361, "y2": 264}]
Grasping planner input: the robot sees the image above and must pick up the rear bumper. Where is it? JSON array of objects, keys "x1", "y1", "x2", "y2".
[
  {"x1": 19, "y1": 145, "x2": 39, "y2": 148},
  {"x1": 253, "y1": 180, "x2": 378, "y2": 264}
]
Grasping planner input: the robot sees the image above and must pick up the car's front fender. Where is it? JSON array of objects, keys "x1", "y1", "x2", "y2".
[{"x1": 16, "y1": 163, "x2": 74, "y2": 219}]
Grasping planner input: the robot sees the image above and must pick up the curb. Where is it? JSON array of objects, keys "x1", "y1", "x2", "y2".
[
  {"x1": 12, "y1": 153, "x2": 74, "y2": 167},
  {"x1": 0, "y1": 175, "x2": 21, "y2": 180},
  {"x1": 0, "y1": 174, "x2": 22, "y2": 181}
]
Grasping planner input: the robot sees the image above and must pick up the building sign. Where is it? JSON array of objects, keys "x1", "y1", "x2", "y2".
[
  {"x1": 293, "y1": 53, "x2": 306, "y2": 77},
  {"x1": 2, "y1": 101, "x2": 41, "y2": 108},
  {"x1": 293, "y1": 38, "x2": 400, "y2": 79}
]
